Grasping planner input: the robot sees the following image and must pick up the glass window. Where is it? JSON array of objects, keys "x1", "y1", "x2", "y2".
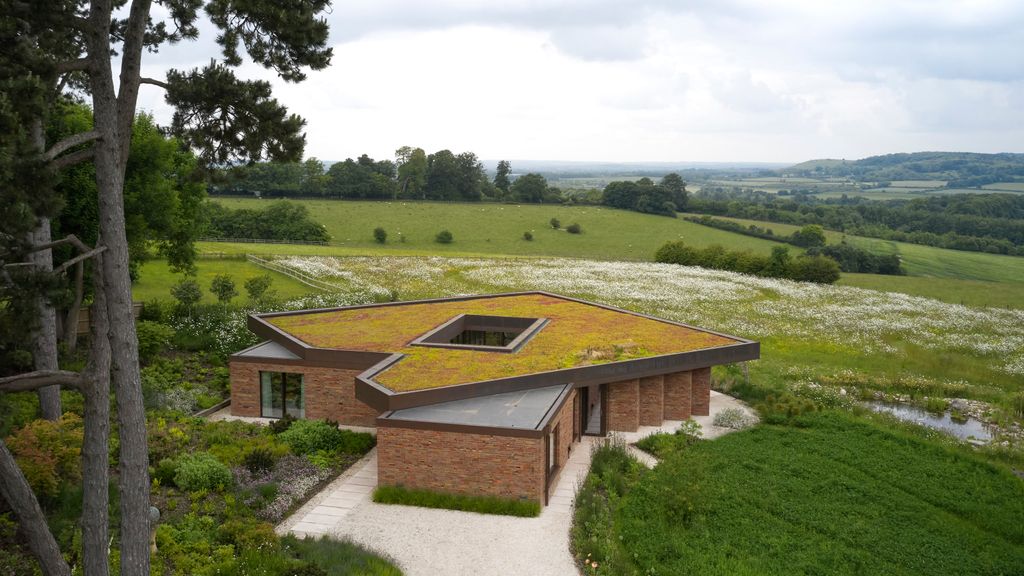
[{"x1": 260, "y1": 371, "x2": 304, "y2": 418}]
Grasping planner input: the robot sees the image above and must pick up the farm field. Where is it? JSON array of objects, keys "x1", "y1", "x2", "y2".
[
  {"x1": 708, "y1": 215, "x2": 1024, "y2": 283},
  {"x1": 191, "y1": 200, "x2": 1024, "y2": 308},
  {"x1": 210, "y1": 198, "x2": 788, "y2": 260}
]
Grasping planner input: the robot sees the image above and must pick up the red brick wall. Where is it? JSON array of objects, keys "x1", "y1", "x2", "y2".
[
  {"x1": 638, "y1": 376, "x2": 664, "y2": 426},
  {"x1": 229, "y1": 361, "x2": 379, "y2": 427},
  {"x1": 691, "y1": 367, "x2": 711, "y2": 416},
  {"x1": 377, "y1": 427, "x2": 546, "y2": 503},
  {"x1": 663, "y1": 370, "x2": 692, "y2": 420},
  {"x1": 606, "y1": 378, "x2": 639, "y2": 432},
  {"x1": 554, "y1": 390, "x2": 575, "y2": 468}
]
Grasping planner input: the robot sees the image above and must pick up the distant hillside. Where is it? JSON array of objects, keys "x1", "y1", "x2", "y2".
[{"x1": 785, "y1": 152, "x2": 1024, "y2": 188}]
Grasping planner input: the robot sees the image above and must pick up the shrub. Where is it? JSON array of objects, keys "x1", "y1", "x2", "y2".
[
  {"x1": 268, "y1": 413, "x2": 297, "y2": 434},
  {"x1": 209, "y1": 273, "x2": 238, "y2": 304},
  {"x1": 4, "y1": 413, "x2": 83, "y2": 499},
  {"x1": 373, "y1": 485, "x2": 540, "y2": 517},
  {"x1": 277, "y1": 419, "x2": 375, "y2": 455},
  {"x1": 173, "y1": 452, "x2": 233, "y2": 492},
  {"x1": 244, "y1": 447, "x2": 278, "y2": 474},
  {"x1": 759, "y1": 393, "x2": 819, "y2": 425},
  {"x1": 373, "y1": 227, "x2": 387, "y2": 244},
  {"x1": 712, "y1": 407, "x2": 756, "y2": 430},
  {"x1": 137, "y1": 320, "x2": 175, "y2": 363},
  {"x1": 216, "y1": 517, "x2": 279, "y2": 551},
  {"x1": 566, "y1": 223, "x2": 582, "y2": 234},
  {"x1": 171, "y1": 279, "x2": 202, "y2": 309},
  {"x1": 523, "y1": 231, "x2": 533, "y2": 241},
  {"x1": 550, "y1": 218, "x2": 561, "y2": 229},
  {"x1": 139, "y1": 299, "x2": 173, "y2": 322},
  {"x1": 244, "y1": 274, "x2": 274, "y2": 301},
  {"x1": 635, "y1": 420, "x2": 703, "y2": 458},
  {"x1": 789, "y1": 254, "x2": 842, "y2": 284},
  {"x1": 434, "y1": 229, "x2": 453, "y2": 244},
  {"x1": 153, "y1": 458, "x2": 178, "y2": 486}
]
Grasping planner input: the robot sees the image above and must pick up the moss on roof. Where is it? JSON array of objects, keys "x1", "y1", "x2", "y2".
[{"x1": 266, "y1": 293, "x2": 738, "y2": 392}]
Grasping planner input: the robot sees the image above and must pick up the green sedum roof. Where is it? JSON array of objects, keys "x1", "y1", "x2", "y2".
[{"x1": 266, "y1": 293, "x2": 739, "y2": 392}]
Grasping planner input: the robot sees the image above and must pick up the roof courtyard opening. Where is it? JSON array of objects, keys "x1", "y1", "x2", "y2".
[{"x1": 410, "y1": 314, "x2": 548, "y2": 353}]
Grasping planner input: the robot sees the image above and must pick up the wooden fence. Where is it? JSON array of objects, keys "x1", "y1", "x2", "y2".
[{"x1": 76, "y1": 302, "x2": 144, "y2": 335}]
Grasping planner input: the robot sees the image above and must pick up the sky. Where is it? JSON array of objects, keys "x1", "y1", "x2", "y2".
[{"x1": 135, "y1": 0, "x2": 1024, "y2": 164}]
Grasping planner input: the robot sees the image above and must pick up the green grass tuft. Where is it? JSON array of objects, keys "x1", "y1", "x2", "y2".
[
  {"x1": 372, "y1": 485, "x2": 540, "y2": 517},
  {"x1": 283, "y1": 534, "x2": 403, "y2": 576}
]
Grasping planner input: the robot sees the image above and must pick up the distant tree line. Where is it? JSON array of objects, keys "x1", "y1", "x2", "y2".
[
  {"x1": 690, "y1": 189, "x2": 1024, "y2": 256},
  {"x1": 655, "y1": 241, "x2": 841, "y2": 284},
  {"x1": 786, "y1": 151, "x2": 1024, "y2": 186},
  {"x1": 212, "y1": 153, "x2": 694, "y2": 212},
  {"x1": 683, "y1": 216, "x2": 904, "y2": 275},
  {"x1": 214, "y1": 147, "x2": 492, "y2": 202}
]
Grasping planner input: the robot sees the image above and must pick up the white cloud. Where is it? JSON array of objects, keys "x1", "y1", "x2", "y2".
[{"x1": 131, "y1": 0, "x2": 1024, "y2": 162}]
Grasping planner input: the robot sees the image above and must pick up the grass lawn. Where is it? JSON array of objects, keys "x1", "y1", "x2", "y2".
[
  {"x1": 133, "y1": 258, "x2": 318, "y2": 303},
  {"x1": 210, "y1": 198, "x2": 789, "y2": 261},
  {"x1": 574, "y1": 412, "x2": 1024, "y2": 576},
  {"x1": 838, "y1": 273, "x2": 1024, "y2": 310}
]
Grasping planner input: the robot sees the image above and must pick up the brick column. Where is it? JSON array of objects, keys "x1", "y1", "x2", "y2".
[
  {"x1": 663, "y1": 371, "x2": 692, "y2": 420},
  {"x1": 606, "y1": 379, "x2": 640, "y2": 432},
  {"x1": 638, "y1": 376, "x2": 664, "y2": 426},
  {"x1": 691, "y1": 367, "x2": 711, "y2": 416}
]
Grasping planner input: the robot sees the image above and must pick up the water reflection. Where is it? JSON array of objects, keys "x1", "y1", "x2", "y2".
[{"x1": 864, "y1": 402, "x2": 993, "y2": 443}]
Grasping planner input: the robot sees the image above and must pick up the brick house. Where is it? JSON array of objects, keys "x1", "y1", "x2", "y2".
[{"x1": 229, "y1": 292, "x2": 758, "y2": 505}]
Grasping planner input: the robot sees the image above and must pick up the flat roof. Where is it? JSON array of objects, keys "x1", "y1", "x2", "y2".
[
  {"x1": 257, "y1": 293, "x2": 743, "y2": 392},
  {"x1": 381, "y1": 384, "x2": 570, "y2": 430}
]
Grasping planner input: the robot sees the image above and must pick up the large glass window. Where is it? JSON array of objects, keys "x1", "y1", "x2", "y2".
[{"x1": 260, "y1": 371, "x2": 304, "y2": 419}]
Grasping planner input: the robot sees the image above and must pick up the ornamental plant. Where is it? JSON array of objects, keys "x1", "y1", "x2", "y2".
[
  {"x1": 173, "y1": 452, "x2": 233, "y2": 492},
  {"x1": 4, "y1": 413, "x2": 84, "y2": 499},
  {"x1": 210, "y1": 273, "x2": 239, "y2": 304}
]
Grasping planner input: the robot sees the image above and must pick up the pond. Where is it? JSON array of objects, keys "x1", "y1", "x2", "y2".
[{"x1": 864, "y1": 401, "x2": 994, "y2": 443}]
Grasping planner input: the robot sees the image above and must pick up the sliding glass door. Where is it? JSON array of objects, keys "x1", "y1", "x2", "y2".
[{"x1": 260, "y1": 371, "x2": 305, "y2": 418}]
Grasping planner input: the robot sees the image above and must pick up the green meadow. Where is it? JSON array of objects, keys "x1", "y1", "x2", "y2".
[{"x1": 210, "y1": 198, "x2": 787, "y2": 261}]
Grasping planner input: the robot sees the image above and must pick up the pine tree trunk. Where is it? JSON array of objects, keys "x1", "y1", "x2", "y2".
[
  {"x1": 0, "y1": 441, "x2": 71, "y2": 576},
  {"x1": 81, "y1": 253, "x2": 111, "y2": 576},
  {"x1": 28, "y1": 119, "x2": 62, "y2": 421},
  {"x1": 88, "y1": 1, "x2": 151, "y2": 572}
]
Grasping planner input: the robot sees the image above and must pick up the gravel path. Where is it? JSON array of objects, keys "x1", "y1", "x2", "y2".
[{"x1": 277, "y1": 391, "x2": 756, "y2": 576}]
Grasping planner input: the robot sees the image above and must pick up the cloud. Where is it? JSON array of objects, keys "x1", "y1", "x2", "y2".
[{"x1": 128, "y1": 0, "x2": 1024, "y2": 162}]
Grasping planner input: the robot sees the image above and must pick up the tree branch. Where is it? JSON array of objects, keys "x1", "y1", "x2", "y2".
[
  {"x1": 43, "y1": 130, "x2": 100, "y2": 161},
  {"x1": 52, "y1": 246, "x2": 107, "y2": 275},
  {"x1": 139, "y1": 77, "x2": 170, "y2": 90},
  {"x1": 51, "y1": 146, "x2": 95, "y2": 170},
  {"x1": 0, "y1": 370, "x2": 82, "y2": 393},
  {"x1": 56, "y1": 58, "x2": 91, "y2": 74},
  {"x1": 26, "y1": 234, "x2": 92, "y2": 255}
]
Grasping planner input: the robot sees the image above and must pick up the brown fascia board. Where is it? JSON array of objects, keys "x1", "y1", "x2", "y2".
[
  {"x1": 376, "y1": 383, "x2": 574, "y2": 439},
  {"x1": 356, "y1": 340, "x2": 760, "y2": 412},
  {"x1": 242, "y1": 290, "x2": 761, "y2": 412}
]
